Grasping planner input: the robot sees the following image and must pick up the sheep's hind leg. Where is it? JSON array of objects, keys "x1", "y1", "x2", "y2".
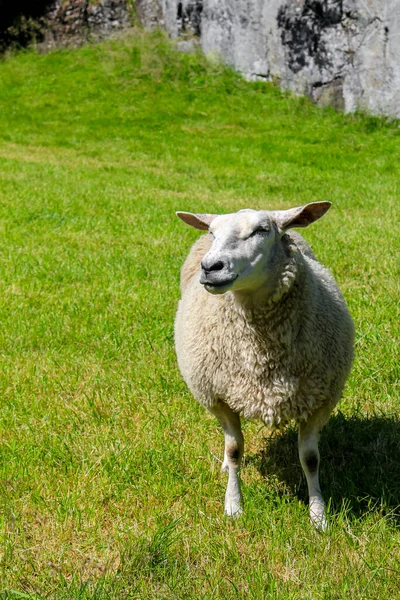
[
  {"x1": 208, "y1": 402, "x2": 244, "y2": 518},
  {"x1": 298, "y1": 405, "x2": 331, "y2": 530}
]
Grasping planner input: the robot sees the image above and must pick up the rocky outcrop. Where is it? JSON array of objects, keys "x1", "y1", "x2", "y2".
[
  {"x1": 144, "y1": 0, "x2": 400, "y2": 119},
  {"x1": 2, "y1": 0, "x2": 399, "y2": 118},
  {"x1": 43, "y1": 0, "x2": 132, "y2": 48},
  {"x1": 0, "y1": 0, "x2": 132, "y2": 51},
  {"x1": 147, "y1": 1, "x2": 203, "y2": 37}
]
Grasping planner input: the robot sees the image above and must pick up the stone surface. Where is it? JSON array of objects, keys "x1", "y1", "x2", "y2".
[
  {"x1": 147, "y1": 0, "x2": 400, "y2": 118},
  {"x1": 0, "y1": 0, "x2": 132, "y2": 51},
  {"x1": 157, "y1": 0, "x2": 203, "y2": 37},
  {"x1": 176, "y1": 38, "x2": 199, "y2": 53},
  {"x1": 136, "y1": 0, "x2": 163, "y2": 30},
  {"x1": 43, "y1": 0, "x2": 131, "y2": 48}
]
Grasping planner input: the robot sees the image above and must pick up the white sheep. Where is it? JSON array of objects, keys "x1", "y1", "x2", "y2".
[{"x1": 174, "y1": 202, "x2": 354, "y2": 528}]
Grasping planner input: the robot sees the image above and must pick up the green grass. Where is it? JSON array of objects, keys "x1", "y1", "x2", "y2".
[{"x1": 0, "y1": 29, "x2": 399, "y2": 599}]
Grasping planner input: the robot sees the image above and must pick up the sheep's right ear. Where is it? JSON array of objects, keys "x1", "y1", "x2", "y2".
[{"x1": 176, "y1": 212, "x2": 218, "y2": 231}]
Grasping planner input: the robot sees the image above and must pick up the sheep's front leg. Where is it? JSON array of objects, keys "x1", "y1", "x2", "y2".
[
  {"x1": 209, "y1": 402, "x2": 244, "y2": 517},
  {"x1": 298, "y1": 405, "x2": 331, "y2": 530}
]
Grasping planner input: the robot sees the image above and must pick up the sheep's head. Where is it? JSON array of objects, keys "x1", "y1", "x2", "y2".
[{"x1": 177, "y1": 202, "x2": 331, "y2": 296}]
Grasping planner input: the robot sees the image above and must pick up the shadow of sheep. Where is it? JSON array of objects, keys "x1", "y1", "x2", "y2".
[{"x1": 247, "y1": 412, "x2": 400, "y2": 521}]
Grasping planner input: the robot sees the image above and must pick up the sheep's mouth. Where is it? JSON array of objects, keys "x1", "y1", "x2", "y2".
[{"x1": 202, "y1": 275, "x2": 238, "y2": 293}]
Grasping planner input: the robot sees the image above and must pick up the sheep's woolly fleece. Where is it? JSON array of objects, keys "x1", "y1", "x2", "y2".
[{"x1": 175, "y1": 232, "x2": 354, "y2": 428}]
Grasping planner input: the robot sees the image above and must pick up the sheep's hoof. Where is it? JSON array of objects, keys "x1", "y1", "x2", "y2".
[
  {"x1": 224, "y1": 502, "x2": 243, "y2": 518},
  {"x1": 310, "y1": 510, "x2": 328, "y2": 532}
]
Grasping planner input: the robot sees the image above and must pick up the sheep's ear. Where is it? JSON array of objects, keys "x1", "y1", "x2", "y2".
[
  {"x1": 176, "y1": 211, "x2": 218, "y2": 231},
  {"x1": 273, "y1": 202, "x2": 332, "y2": 233}
]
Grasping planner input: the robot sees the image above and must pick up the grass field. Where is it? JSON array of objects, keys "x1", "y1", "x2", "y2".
[{"x1": 0, "y1": 29, "x2": 399, "y2": 599}]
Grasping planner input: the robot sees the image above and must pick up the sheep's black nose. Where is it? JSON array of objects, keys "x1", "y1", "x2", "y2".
[{"x1": 201, "y1": 260, "x2": 224, "y2": 273}]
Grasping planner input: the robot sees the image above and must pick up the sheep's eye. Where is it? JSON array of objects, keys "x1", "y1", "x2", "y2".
[{"x1": 249, "y1": 227, "x2": 267, "y2": 238}]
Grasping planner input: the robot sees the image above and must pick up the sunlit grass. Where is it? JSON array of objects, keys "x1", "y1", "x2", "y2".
[{"x1": 0, "y1": 29, "x2": 399, "y2": 599}]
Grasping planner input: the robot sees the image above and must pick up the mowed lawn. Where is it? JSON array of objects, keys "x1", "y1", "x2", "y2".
[{"x1": 0, "y1": 29, "x2": 399, "y2": 599}]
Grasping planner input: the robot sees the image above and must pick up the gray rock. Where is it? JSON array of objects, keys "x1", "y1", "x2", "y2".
[
  {"x1": 42, "y1": 0, "x2": 131, "y2": 48},
  {"x1": 136, "y1": 0, "x2": 163, "y2": 29},
  {"x1": 151, "y1": 0, "x2": 203, "y2": 37},
  {"x1": 148, "y1": 0, "x2": 400, "y2": 118},
  {"x1": 176, "y1": 38, "x2": 199, "y2": 53}
]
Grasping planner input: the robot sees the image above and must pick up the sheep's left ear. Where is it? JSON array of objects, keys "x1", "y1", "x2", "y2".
[
  {"x1": 176, "y1": 211, "x2": 218, "y2": 231},
  {"x1": 272, "y1": 202, "x2": 332, "y2": 234}
]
